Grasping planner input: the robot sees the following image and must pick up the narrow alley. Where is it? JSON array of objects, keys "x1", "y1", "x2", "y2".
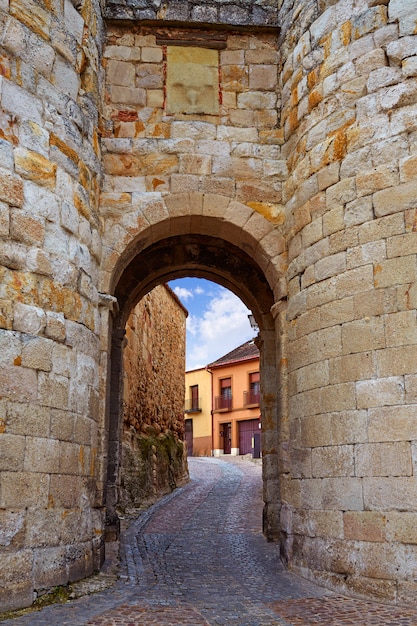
[{"x1": 3, "y1": 457, "x2": 417, "y2": 626}]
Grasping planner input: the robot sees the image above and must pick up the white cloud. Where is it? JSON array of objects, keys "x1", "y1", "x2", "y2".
[
  {"x1": 186, "y1": 288, "x2": 256, "y2": 370},
  {"x1": 173, "y1": 286, "x2": 194, "y2": 301}
]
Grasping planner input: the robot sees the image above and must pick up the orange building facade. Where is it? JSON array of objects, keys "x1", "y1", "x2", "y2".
[{"x1": 209, "y1": 341, "x2": 261, "y2": 458}]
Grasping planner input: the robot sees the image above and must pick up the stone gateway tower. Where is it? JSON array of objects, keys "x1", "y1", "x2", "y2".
[{"x1": 1, "y1": 0, "x2": 417, "y2": 612}]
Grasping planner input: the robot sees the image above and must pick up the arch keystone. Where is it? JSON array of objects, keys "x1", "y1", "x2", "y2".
[{"x1": 202, "y1": 193, "x2": 231, "y2": 218}]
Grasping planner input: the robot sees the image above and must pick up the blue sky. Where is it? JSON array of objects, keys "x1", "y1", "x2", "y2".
[{"x1": 169, "y1": 277, "x2": 257, "y2": 372}]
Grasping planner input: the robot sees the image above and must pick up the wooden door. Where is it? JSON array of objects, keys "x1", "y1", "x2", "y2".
[
  {"x1": 222, "y1": 422, "x2": 231, "y2": 454},
  {"x1": 185, "y1": 419, "x2": 193, "y2": 456},
  {"x1": 238, "y1": 419, "x2": 260, "y2": 455}
]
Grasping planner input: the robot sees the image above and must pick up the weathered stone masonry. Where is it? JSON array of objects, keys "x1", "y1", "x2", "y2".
[
  {"x1": 1, "y1": 0, "x2": 417, "y2": 613},
  {"x1": 278, "y1": 0, "x2": 417, "y2": 606},
  {"x1": 121, "y1": 285, "x2": 188, "y2": 514},
  {"x1": 0, "y1": 0, "x2": 106, "y2": 612}
]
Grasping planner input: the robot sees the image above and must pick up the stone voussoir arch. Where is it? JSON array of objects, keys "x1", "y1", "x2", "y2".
[
  {"x1": 100, "y1": 192, "x2": 286, "y2": 541},
  {"x1": 100, "y1": 192, "x2": 286, "y2": 305}
]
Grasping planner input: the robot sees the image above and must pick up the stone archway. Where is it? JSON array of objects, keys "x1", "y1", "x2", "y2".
[
  {"x1": 102, "y1": 220, "x2": 285, "y2": 542},
  {"x1": 3, "y1": 0, "x2": 417, "y2": 610}
]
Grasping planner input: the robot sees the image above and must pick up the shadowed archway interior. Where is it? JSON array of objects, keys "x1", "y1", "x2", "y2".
[{"x1": 112, "y1": 234, "x2": 276, "y2": 330}]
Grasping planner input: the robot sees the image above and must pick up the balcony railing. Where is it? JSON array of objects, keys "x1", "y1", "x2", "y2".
[
  {"x1": 184, "y1": 398, "x2": 202, "y2": 413},
  {"x1": 243, "y1": 390, "x2": 260, "y2": 406},
  {"x1": 214, "y1": 395, "x2": 233, "y2": 411}
]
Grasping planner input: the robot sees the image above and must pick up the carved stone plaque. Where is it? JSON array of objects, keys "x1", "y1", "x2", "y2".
[{"x1": 166, "y1": 46, "x2": 219, "y2": 115}]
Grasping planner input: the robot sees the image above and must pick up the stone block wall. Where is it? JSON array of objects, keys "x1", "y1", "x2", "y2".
[
  {"x1": 0, "y1": 0, "x2": 106, "y2": 612},
  {"x1": 99, "y1": 20, "x2": 283, "y2": 272},
  {"x1": 277, "y1": 0, "x2": 417, "y2": 605},
  {"x1": 121, "y1": 285, "x2": 188, "y2": 510}
]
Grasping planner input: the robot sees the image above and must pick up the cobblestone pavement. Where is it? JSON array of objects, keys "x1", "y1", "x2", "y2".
[{"x1": 3, "y1": 456, "x2": 417, "y2": 625}]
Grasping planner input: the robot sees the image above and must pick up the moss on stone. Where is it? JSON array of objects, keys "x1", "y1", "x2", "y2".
[
  {"x1": 33, "y1": 586, "x2": 70, "y2": 608},
  {"x1": 120, "y1": 428, "x2": 188, "y2": 512}
]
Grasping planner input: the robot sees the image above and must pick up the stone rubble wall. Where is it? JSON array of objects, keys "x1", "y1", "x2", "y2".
[
  {"x1": 121, "y1": 285, "x2": 188, "y2": 511},
  {"x1": 278, "y1": 0, "x2": 417, "y2": 606},
  {"x1": 0, "y1": 0, "x2": 106, "y2": 612}
]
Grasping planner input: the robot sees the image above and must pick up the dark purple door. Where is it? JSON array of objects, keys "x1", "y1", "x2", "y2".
[
  {"x1": 222, "y1": 423, "x2": 231, "y2": 454},
  {"x1": 239, "y1": 419, "x2": 260, "y2": 455},
  {"x1": 185, "y1": 419, "x2": 193, "y2": 456}
]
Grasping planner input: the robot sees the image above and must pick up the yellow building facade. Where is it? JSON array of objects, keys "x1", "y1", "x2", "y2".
[{"x1": 184, "y1": 367, "x2": 213, "y2": 457}]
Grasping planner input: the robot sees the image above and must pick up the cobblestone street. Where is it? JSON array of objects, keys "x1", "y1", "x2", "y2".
[{"x1": 3, "y1": 457, "x2": 417, "y2": 625}]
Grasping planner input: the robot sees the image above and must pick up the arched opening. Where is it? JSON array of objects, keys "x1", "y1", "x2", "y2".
[
  {"x1": 170, "y1": 276, "x2": 258, "y2": 373},
  {"x1": 104, "y1": 233, "x2": 281, "y2": 542}
]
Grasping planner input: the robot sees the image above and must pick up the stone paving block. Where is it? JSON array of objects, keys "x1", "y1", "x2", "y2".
[
  {"x1": 87, "y1": 604, "x2": 211, "y2": 625},
  {"x1": 270, "y1": 596, "x2": 417, "y2": 625}
]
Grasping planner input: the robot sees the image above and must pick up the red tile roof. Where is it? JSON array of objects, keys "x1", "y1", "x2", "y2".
[{"x1": 207, "y1": 339, "x2": 259, "y2": 368}]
